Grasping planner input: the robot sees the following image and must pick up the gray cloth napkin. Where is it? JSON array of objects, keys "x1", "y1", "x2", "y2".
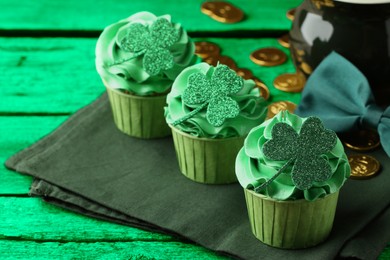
[{"x1": 6, "y1": 94, "x2": 390, "y2": 260}]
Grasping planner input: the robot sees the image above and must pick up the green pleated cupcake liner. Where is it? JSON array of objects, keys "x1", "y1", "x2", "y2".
[
  {"x1": 170, "y1": 125, "x2": 245, "y2": 184},
  {"x1": 106, "y1": 86, "x2": 171, "y2": 139},
  {"x1": 244, "y1": 189, "x2": 339, "y2": 249}
]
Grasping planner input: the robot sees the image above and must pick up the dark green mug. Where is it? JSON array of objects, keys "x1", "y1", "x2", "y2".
[{"x1": 289, "y1": 0, "x2": 390, "y2": 106}]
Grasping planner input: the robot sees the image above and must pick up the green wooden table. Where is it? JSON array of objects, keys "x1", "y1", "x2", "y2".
[{"x1": 1, "y1": 0, "x2": 389, "y2": 259}]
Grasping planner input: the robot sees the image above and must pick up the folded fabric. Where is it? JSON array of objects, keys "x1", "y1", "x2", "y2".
[
  {"x1": 6, "y1": 94, "x2": 390, "y2": 259},
  {"x1": 295, "y1": 51, "x2": 390, "y2": 157}
]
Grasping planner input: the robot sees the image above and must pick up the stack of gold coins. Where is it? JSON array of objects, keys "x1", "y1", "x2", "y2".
[
  {"x1": 340, "y1": 129, "x2": 381, "y2": 152},
  {"x1": 340, "y1": 129, "x2": 382, "y2": 179}
]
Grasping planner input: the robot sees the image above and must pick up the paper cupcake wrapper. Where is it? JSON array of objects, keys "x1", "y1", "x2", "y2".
[
  {"x1": 170, "y1": 126, "x2": 245, "y2": 184},
  {"x1": 106, "y1": 87, "x2": 171, "y2": 139},
  {"x1": 244, "y1": 189, "x2": 339, "y2": 249}
]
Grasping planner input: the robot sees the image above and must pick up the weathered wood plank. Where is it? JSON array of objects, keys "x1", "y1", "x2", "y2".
[
  {"x1": 0, "y1": 37, "x2": 104, "y2": 114},
  {"x1": 0, "y1": 37, "x2": 299, "y2": 114},
  {"x1": 0, "y1": 116, "x2": 67, "y2": 160},
  {"x1": 0, "y1": 240, "x2": 226, "y2": 260},
  {"x1": 0, "y1": 0, "x2": 300, "y2": 32},
  {"x1": 0, "y1": 116, "x2": 67, "y2": 194},
  {"x1": 0, "y1": 197, "x2": 173, "y2": 242},
  {"x1": 0, "y1": 198, "x2": 227, "y2": 259},
  {"x1": 0, "y1": 197, "x2": 389, "y2": 259},
  {"x1": 0, "y1": 163, "x2": 31, "y2": 194},
  {"x1": 0, "y1": 116, "x2": 67, "y2": 156}
]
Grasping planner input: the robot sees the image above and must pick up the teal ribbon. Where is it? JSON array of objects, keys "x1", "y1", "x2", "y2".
[{"x1": 296, "y1": 52, "x2": 390, "y2": 157}]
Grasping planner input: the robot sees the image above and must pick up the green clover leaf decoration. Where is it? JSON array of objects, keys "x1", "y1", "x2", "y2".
[
  {"x1": 172, "y1": 64, "x2": 244, "y2": 127},
  {"x1": 257, "y1": 117, "x2": 337, "y2": 191},
  {"x1": 119, "y1": 18, "x2": 180, "y2": 75}
]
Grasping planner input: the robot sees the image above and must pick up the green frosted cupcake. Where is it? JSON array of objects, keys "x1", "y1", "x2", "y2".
[
  {"x1": 165, "y1": 62, "x2": 268, "y2": 184},
  {"x1": 235, "y1": 111, "x2": 350, "y2": 248},
  {"x1": 96, "y1": 11, "x2": 197, "y2": 138}
]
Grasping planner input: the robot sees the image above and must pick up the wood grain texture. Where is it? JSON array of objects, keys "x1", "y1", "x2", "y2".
[
  {"x1": 0, "y1": 37, "x2": 104, "y2": 114},
  {"x1": 0, "y1": 163, "x2": 32, "y2": 194},
  {"x1": 0, "y1": 116, "x2": 67, "y2": 194},
  {"x1": 0, "y1": 116, "x2": 67, "y2": 156},
  {"x1": 0, "y1": 240, "x2": 225, "y2": 260},
  {"x1": 0, "y1": 0, "x2": 301, "y2": 32},
  {"x1": 0, "y1": 197, "x2": 173, "y2": 242},
  {"x1": 0, "y1": 37, "x2": 299, "y2": 114}
]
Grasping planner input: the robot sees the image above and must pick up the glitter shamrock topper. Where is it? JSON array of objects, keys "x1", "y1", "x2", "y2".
[
  {"x1": 255, "y1": 116, "x2": 337, "y2": 192},
  {"x1": 172, "y1": 64, "x2": 244, "y2": 127},
  {"x1": 117, "y1": 17, "x2": 180, "y2": 75}
]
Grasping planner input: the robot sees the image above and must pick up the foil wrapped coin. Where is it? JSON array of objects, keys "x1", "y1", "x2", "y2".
[
  {"x1": 195, "y1": 41, "x2": 221, "y2": 59},
  {"x1": 234, "y1": 68, "x2": 253, "y2": 80},
  {"x1": 266, "y1": 101, "x2": 296, "y2": 119},
  {"x1": 340, "y1": 129, "x2": 381, "y2": 152},
  {"x1": 250, "y1": 48, "x2": 287, "y2": 67},
  {"x1": 277, "y1": 34, "x2": 290, "y2": 48},
  {"x1": 252, "y1": 77, "x2": 270, "y2": 101},
  {"x1": 273, "y1": 73, "x2": 306, "y2": 93},
  {"x1": 201, "y1": 1, "x2": 244, "y2": 24},
  {"x1": 286, "y1": 8, "x2": 296, "y2": 20},
  {"x1": 348, "y1": 154, "x2": 380, "y2": 179},
  {"x1": 203, "y1": 55, "x2": 238, "y2": 70}
]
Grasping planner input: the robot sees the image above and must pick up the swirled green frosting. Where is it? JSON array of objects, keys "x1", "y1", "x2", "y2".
[
  {"x1": 165, "y1": 63, "x2": 268, "y2": 138},
  {"x1": 95, "y1": 11, "x2": 196, "y2": 96},
  {"x1": 235, "y1": 111, "x2": 350, "y2": 201}
]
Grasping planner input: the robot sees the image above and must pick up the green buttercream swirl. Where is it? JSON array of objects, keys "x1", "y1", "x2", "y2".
[
  {"x1": 165, "y1": 63, "x2": 268, "y2": 138},
  {"x1": 235, "y1": 111, "x2": 350, "y2": 201},
  {"x1": 95, "y1": 11, "x2": 196, "y2": 96}
]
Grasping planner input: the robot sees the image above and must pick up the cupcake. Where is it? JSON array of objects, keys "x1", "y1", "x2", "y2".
[
  {"x1": 235, "y1": 111, "x2": 350, "y2": 248},
  {"x1": 95, "y1": 12, "x2": 196, "y2": 138},
  {"x1": 165, "y1": 62, "x2": 267, "y2": 184}
]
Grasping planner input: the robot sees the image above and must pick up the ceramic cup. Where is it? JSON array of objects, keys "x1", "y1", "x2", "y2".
[{"x1": 289, "y1": 0, "x2": 390, "y2": 107}]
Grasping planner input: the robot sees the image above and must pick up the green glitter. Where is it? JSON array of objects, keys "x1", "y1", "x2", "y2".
[
  {"x1": 256, "y1": 116, "x2": 337, "y2": 191},
  {"x1": 118, "y1": 18, "x2": 180, "y2": 75},
  {"x1": 120, "y1": 23, "x2": 150, "y2": 53},
  {"x1": 172, "y1": 64, "x2": 243, "y2": 127}
]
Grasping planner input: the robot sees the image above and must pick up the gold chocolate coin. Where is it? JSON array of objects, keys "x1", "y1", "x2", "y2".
[
  {"x1": 266, "y1": 101, "x2": 297, "y2": 119},
  {"x1": 204, "y1": 55, "x2": 237, "y2": 70},
  {"x1": 195, "y1": 41, "x2": 221, "y2": 59},
  {"x1": 273, "y1": 73, "x2": 306, "y2": 93},
  {"x1": 300, "y1": 62, "x2": 313, "y2": 75},
  {"x1": 201, "y1": 1, "x2": 244, "y2": 24},
  {"x1": 340, "y1": 129, "x2": 381, "y2": 152},
  {"x1": 286, "y1": 8, "x2": 296, "y2": 20},
  {"x1": 234, "y1": 68, "x2": 253, "y2": 80},
  {"x1": 252, "y1": 78, "x2": 270, "y2": 100},
  {"x1": 250, "y1": 48, "x2": 287, "y2": 67},
  {"x1": 277, "y1": 34, "x2": 290, "y2": 48},
  {"x1": 348, "y1": 154, "x2": 380, "y2": 179}
]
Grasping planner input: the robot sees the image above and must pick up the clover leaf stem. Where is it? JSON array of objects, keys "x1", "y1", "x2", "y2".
[
  {"x1": 254, "y1": 157, "x2": 295, "y2": 193},
  {"x1": 172, "y1": 102, "x2": 208, "y2": 126},
  {"x1": 109, "y1": 50, "x2": 146, "y2": 67}
]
